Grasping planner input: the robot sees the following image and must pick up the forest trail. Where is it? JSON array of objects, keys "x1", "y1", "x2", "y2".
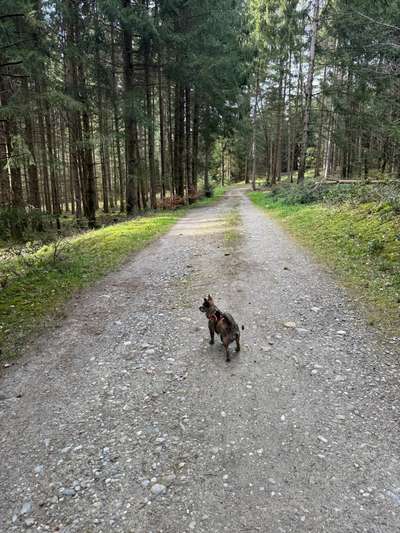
[{"x1": 1, "y1": 188, "x2": 400, "y2": 533}]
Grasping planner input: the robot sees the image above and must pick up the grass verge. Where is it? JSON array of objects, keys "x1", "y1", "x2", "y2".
[
  {"x1": 1, "y1": 187, "x2": 227, "y2": 361},
  {"x1": 249, "y1": 191, "x2": 400, "y2": 332},
  {"x1": 224, "y1": 208, "x2": 241, "y2": 245}
]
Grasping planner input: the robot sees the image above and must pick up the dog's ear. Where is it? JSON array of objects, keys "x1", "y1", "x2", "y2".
[{"x1": 207, "y1": 294, "x2": 213, "y2": 302}]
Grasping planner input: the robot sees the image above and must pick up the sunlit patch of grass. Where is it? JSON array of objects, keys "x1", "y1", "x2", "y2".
[
  {"x1": 0, "y1": 212, "x2": 182, "y2": 360},
  {"x1": 0, "y1": 187, "x2": 229, "y2": 361},
  {"x1": 249, "y1": 191, "x2": 400, "y2": 332},
  {"x1": 224, "y1": 208, "x2": 241, "y2": 245}
]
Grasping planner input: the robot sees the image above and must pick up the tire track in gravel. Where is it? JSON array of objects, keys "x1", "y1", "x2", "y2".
[{"x1": 0, "y1": 187, "x2": 399, "y2": 533}]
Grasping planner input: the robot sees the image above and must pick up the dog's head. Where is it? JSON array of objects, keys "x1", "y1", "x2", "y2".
[{"x1": 199, "y1": 294, "x2": 214, "y2": 314}]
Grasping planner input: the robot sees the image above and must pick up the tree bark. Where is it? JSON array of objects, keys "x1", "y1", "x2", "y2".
[
  {"x1": 251, "y1": 71, "x2": 260, "y2": 191},
  {"x1": 110, "y1": 22, "x2": 124, "y2": 212},
  {"x1": 121, "y1": 0, "x2": 138, "y2": 214},
  {"x1": 158, "y1": 67, "x2": 166, "y2": 199},
  {"x1": 297, "y1": 0, "x2": 320, "y2": 184},
  {"x1": 0, "y1": 109, "x2": 10, "y2": 207},
  {"x1": 174, "y1": 83, "x2": 185, "y2": 197},
  {"x1": 191, "y1": 92, "x2": 199, "y2": 192},
  {"x1": 24, "y1": 103, "x2": 41, "y2": 209},
  {"x1": 185, "y1": 86, "x2": 192, "y2": 195},
  {"x1": 144, "y1": 34, "x2": 157, "y2": 208},
  {"x1": 45, "y1": 105, "x2": 61, "y2": 216}
]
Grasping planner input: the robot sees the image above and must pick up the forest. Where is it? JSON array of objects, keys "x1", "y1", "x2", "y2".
[
  {"x1": 1, "y1": 0, "x2": 399, "y2": 241},
  {"x1": 2, "y1": 2, "x2": 400, "y2": 529}
]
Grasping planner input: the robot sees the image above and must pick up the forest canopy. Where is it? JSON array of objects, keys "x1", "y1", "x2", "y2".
[{"x1": 1, "y1": 0, "x2": 399, "y2": 238}]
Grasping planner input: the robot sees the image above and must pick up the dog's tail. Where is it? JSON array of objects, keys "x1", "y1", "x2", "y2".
[{"x1": 241, "y1": 325, "x2": 244, "y2": 331}]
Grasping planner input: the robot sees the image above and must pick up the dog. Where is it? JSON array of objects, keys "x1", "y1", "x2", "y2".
[{"x1": 199, "y1": 295, "x2": 242, "y2": 362}]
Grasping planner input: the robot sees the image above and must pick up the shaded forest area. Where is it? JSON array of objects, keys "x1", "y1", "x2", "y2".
[
  {"x1": 0, "y1": 0, "x2": 247, "y2": 240},
  {"x1": 1, "y1": 0, "x2": 400, "y2": 241}
]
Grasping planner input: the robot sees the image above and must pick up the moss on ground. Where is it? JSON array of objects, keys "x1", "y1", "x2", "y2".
[{"x1": 249, "y1": 191, "x2": 400, "y2": 332}]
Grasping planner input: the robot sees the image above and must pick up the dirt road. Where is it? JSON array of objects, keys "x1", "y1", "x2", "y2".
[{"x1": 1, "y1": 188, "x2": 399, "y2": 532}]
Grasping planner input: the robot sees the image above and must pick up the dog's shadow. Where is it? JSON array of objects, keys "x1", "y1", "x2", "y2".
[{"x1": 203, "y1": 340, "x2": 241, "y2": 365}]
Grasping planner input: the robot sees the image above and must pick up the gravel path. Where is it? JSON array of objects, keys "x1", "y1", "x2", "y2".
[{"x1": 1, "y1": 188, "x2": 399, "y2": 533}]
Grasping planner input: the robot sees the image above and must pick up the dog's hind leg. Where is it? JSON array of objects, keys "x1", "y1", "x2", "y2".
[
  {"x1": 208, "y1": 321, "x2": 215, "y2": 345},
  {"x1": 224, "y1": 342, "x2": 230, "y2": 362},
  {"x1": 235, "y1": 333, "x2": 240, "y2": 352}
]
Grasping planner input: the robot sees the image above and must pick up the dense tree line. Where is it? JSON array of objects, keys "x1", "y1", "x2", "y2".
[
  {"x1": 244, "y1": 0, "x2": 400, "y2": 188},
  {"x1": 0, "y1": 0, "x2": 248, "y2": 236},
  {"x1": 1, "y1": 0, "x2": 399, "y2": 238}
]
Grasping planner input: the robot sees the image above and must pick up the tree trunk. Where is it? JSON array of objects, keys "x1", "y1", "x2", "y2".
[
  {"x1": 273, "y1": 61, "x2": 285, "y2": 183},
  {"x1": 297, "y1": 0, "x2": 320, "y2": 184},
  {"x1": 314, "y1": 66, "x2": 326, "y2": 179},
  {"x1": 204, "y1": 141, "x2": 210, "y2": 191},
  {"x1": 5, "y1": 123, "x2": 24, "y2": 209},
  {"x1": 251, "y1": 71, "x2": 260, "y2": 191},
  {"x1": 121, "y1": 0, "x2": 138, "y2": 214},
  {"x1": 0, "y1": 109, "x2": 10, "y2": 207},
  {"x1": 24, "y1": 110, "x2": 41, "y2": 209},
  {"x1": 81, "y1": 109, "x2": 97, "y2": 227},
  {"x1": 185, "y1": 86, "x2": 192, "y2": 195},
  {"x1": 158, "y1": 67, "x2": 166, "y2": 199},
  {"x1": 111, "y1": 22, "x2": 124, "y2": 212},
  {"x1": 36, "y1": 110, "x2": 52, "y2": 213},
  {"x1": 192, "y1": 92, "x2": 199, "y2": 192},
  {"x1": 174, "y1": 83, "x2": 185, "y2": 197},
  {"x1": 168, "y1": 84, "x2": 174, "y2": 194},
  {"x1": 60, "y1": 115, "x2": 70, "y2": 212},
  {"x1": 98, "y1": 91, "x2": 110, "y2": 213},
  {"x1": 45, "y1": 105, "x2": 61, "y2": 216},
  {"x1": 144, "y1": 35, "x2": 157, "y2": 209}
]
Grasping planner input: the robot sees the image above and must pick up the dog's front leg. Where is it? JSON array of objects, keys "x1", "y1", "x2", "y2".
[{"x1": 208, "y1": 320, "x2": 215, "y2": 345}]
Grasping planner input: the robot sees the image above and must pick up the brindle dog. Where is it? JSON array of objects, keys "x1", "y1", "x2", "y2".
[{"x1": 199, "y1": 295, "x2": 241, "y2": 362}]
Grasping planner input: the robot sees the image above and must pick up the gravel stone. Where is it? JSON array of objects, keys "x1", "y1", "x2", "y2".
[
  {"x1": 150, "y1": 484, "x2": 166, "y2": 496},
  {"x1": 0, "y1": 189, "x2": 399, "y2": 532},
  {"x1": 62, "y1": 488, "x2": 76, "y2": 497},
  {"x1": 20, "y1": 501, "x2": 32, "y2": 515}
]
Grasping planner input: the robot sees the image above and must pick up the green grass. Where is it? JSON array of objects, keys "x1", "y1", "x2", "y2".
[
  {"x1": 0, "y1": 187, "x2": 227, "y2": 361},
  {"x1": 224, "y1": 208, "x2": 241, "y2": 245},
  {"x1": 0, "y1": 212, "x2": 182, "y2": 360},
  {"x1": 249, "y1": 191, "x2": 400, "y2": 331}
]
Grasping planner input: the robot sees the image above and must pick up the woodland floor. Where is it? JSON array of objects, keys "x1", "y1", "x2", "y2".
[{"x1": 0, "y1": 187, "x2": 400, "y2": 532}]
